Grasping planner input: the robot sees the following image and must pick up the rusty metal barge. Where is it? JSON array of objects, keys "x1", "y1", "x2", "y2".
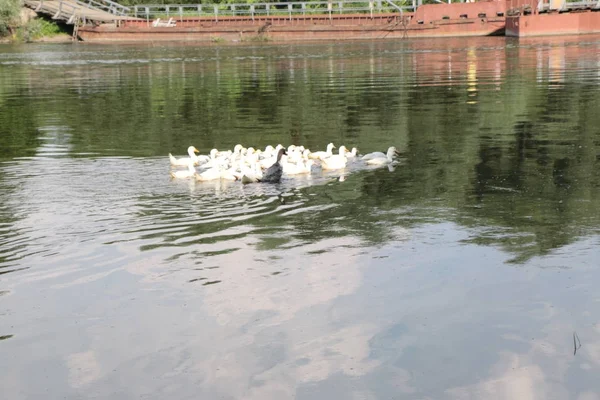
[
  {"x1": 25, "y1": 0, "x2": 507, "y2": 42},
  {"x1": 23, "y1": 0, "x2": 600, "y2": 41},
  {"x1": 506, "y1": 0, "x2": 600, "y2": 37}
]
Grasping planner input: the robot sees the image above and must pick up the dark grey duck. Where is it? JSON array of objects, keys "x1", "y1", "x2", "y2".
[{"x1": 260, "y1": 148, "x2": 287, "y2": 183}]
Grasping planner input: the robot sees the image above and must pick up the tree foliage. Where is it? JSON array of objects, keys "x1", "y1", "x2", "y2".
[{"x1": 0, "y1": 0, "x2": 21, "y2": 36}]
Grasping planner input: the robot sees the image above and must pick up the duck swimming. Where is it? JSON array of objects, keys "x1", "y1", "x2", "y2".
[
  {"x1": 309, "y1": 143, "x2": 336, "y2": 161},
  {"x1": 361, "y1": 146, "x2": 400, "y2": 161},
  {"x1": 366, "y1": 146, "x2": 400, "y2": 165},
  {"x1": 195, "y1": 165, "x2": 222, "y2": 182},
  {"x1": 283, "y1": 159, "x2": 314, "y2": 175},
  {"x1": 241, "y1": 161, "x2": 263, "y2": 184},
  {"x1": 321, "y1": 146, "x2": 349, "y2": 170},
  {"x1": 169, "y1": 146, "x2": 200, "y2": 166},
  {"x1": 260, "y1": 148, "x2": 287, "y2": 183},
  {"x1": 170, "y1": 161, "x2": 196, "y2": 179},
  {"x1": 169, "y1": 142, "x2": 397, "y2": 185},
  {"x1": 345, "y1": 147, "x2": 359, "y2": 160}
]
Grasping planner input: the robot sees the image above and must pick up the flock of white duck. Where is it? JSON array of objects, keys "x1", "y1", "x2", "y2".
[{"x1": 169, "y1": 143, "x2": 400, "y2": 184}]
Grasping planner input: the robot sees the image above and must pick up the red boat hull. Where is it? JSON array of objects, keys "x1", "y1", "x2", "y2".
[
  {"x1": 78, "y1": 2, "x2": 508, "y2": 42},
  {"x1": 506, "y1": 11, "x2": 600, "y2": 37}
]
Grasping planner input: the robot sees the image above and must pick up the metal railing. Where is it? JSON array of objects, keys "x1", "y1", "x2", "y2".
[
  {"x1": 132, "y1": 0, "x2": 413, "y2": 20},
  {"x1": 75, "y1": 0, "x2": 130, "y2": 15},
  {"x1": 28, "y1": 0, "x2": 85, "y2": 22},
  {"x1": 25, "y1": 0, "x2": 129, "y2": 23},
  {"x1": 529, "y1": 0, "x2": 599, "y2": 12},
  {"x1": 383, "y1": 0, "x2": 405, "y2": 14}
]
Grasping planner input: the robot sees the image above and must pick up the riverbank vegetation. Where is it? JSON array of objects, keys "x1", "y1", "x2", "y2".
[
  {"x1": 0, "y1": 0, "x2": 67, "y2": 41},
  {"x1": 0, "y1": 0, "x2": 20, "y2": 36},
  {"x1": 16, "y1": 17, "x2": 64, "y2": 41}
]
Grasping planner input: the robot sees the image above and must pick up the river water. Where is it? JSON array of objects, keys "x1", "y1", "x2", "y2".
[{"x1": 1, "y1": 36, "x2": 600, "y2": 399}]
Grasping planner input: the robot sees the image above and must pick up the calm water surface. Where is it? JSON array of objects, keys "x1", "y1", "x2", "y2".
[{"x1": 1, "y1": 36, "x2": 600, "y2": 399}]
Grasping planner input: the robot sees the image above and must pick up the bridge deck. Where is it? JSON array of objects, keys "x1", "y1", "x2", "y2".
[{"x1": 25, "y1": 0, "x2": 134, "y2": 23}]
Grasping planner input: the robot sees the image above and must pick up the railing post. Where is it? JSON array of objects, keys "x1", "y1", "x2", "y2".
[
  {"x1": 288, "y1": 3, "x2": 292, "y2": 20},
  {"x1": 54, "y1": 0, "x2": 62, "y2": 19},
  {"x1": 179, "y1": 6, "x2": 182, "y2": 22},
  {"x1": 214, "y1": 5, "x2": 218, "y2": 22},
  {"x1": 250, "y1": 4, "x2": 254, "y2": 21}
]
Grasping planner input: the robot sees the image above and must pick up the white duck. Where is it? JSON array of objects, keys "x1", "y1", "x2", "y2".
[
  {"x1": 284, "y1": 159, "x2": 314, "y2": 175},
  {"x1": 201, "y1": 149, "x2": 229, "y2": 169},
  {"x1": 169, "y1": 146, "x2": 200, "y2": 166},
  {"x1": 195, "y1": 166, "x2": 223, "y2": 181},
  {"x1": 366, "y1": 146, "x2": 400, "y2": 165},
  {"x1": 242, "y1": 148, "x2": 259, "y2": 166},
  {"x1": 241, "y1": 161, "x2": 263, "y2": 184},
  {"x1": 170, "y1": 161, "x2": 196, "y2": 179},
  {"x1": 221, "y1": 168, "x2": 238, "y2": 181},
  {"x1": 286, "y1": 147, "x2": 304, "y2": 163},
  {"x1": 262, "y1": 145, "x2": 275, "y2": 158},
  {"x1": 259, "y1": 148, "x2": 283, "y2": 169},
  {"x1": 190, "y1": 148, "x2": 215, "y2": 167},
  {"x1": 309, "y1": 143, "x2": 336, "y2": 161},
  {"x1": 345, "y1": 147, "x2": 358, "y2": 160},
  {"x1": 321, "y1": 146, "x2": 349, "y2": 170},
  {"x1": 361, "y1": 146, "x2": 398, "y2": 161},
  {"x1": 229, "y1": 144, "x2": 244, "y2": 162}
]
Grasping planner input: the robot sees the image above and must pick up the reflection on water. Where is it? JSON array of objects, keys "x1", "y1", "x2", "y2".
[{"x1": 1, "y1": 36, "x2": 600, "y2": 399}]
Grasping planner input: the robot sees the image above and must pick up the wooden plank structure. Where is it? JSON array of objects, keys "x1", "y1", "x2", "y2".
[{"x1": 23, "y1": 0, "x2": 133, "y2": 24}]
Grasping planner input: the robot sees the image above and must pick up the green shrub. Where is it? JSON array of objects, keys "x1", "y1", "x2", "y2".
[
  {"x1": 15, "y1": 18, "x2": 63, "y2": 42},
  {"x1": 0, "y1": 0, "x2": 21, "y2": 37}
]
